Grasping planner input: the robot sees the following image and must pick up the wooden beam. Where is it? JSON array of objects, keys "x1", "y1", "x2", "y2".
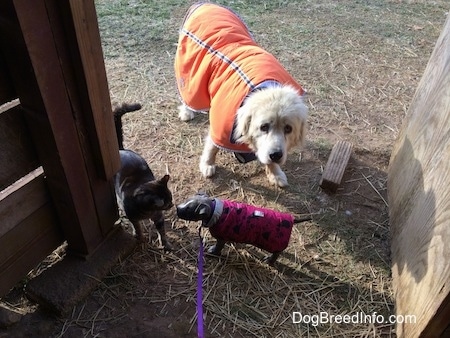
[
  {"x1": 69, "y1": 0, "x2": 120, "y2": 180},
  {"x1": 45, "y1": 0, "x2": 120, "y2": 248},
  {"x1": 320, "y1": 141, "x2": 353, "y2": 192},
  {"x1": 44, "y1": 0, "x2": 120, "y2": 237},
  {"x1": 388, "y1": 16, "x2": 450, "y2": 338}
]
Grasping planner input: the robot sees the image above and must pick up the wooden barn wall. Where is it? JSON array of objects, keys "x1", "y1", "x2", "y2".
[
  {"x1": 388, "y1": 16, "x2": 450, "y2": 338},
  {"x1": 0, "y1": 168, "x2": 63, "y2": 297},
  {"x1": 0, "y1": 100, "x2": 63, "y2": 298},
  {"x1": 0, "y1": 0, "x2": 121, "y2": 297}
]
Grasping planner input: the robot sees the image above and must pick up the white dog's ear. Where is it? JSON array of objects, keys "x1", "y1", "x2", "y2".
[
  {"x1": 291, "y1": 100, "x2": 308, "y2": 148},
  {"x1": 295, "y1": 119, "x2": 307, "y2": 148},
  {"x1": 233, "y1": 105, "x2": 252, "y2": 144}
]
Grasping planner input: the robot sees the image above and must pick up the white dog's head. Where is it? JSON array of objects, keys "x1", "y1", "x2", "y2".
[{"x1": 233, "y1": 86, "x2": 308, "y2": 165}]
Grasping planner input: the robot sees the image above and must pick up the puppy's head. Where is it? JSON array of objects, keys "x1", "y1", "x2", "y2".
[
  {"x1": 233, "y1": 86, "x2": 308, "y2": 165},
  {"x1": 176, "y1": 194, "x2": 214, "y2": 222}
]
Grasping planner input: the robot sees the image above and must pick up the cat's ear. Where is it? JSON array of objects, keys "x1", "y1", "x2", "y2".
[{"x1": 160, "y1": 175, "x2": 170, "y2": 185}]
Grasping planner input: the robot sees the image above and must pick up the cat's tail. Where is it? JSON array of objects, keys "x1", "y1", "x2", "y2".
[
  {"x1": 113, "y1": 102, "x2": 142, "y2": 149},
  {"x1": 113, "y1": 103, "x2": 142, "y2": 117}
]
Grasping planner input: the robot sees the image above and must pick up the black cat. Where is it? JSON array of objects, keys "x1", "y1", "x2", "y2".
[{"x1": 113, "y1": 103, "x2": 173, "y2": 250}]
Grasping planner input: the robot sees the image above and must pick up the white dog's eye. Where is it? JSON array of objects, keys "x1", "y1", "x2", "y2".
[
  {"x1": 284, "y1": 125, "x2": 292, "y2": 134},
  {"x1": 260, "y1": 123, "x2": 270, "y2": 133}
]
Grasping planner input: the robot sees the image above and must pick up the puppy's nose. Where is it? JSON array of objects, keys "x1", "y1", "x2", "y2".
[{"x1": 269, "y1": 151, "x2": 283, "y2": 162}]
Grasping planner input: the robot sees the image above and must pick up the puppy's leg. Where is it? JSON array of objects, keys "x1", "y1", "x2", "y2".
[
  {"x1": 265, "y1": 163, "x2": 288, "y2": 187},
  {"x1": 208, "y1": 239, "x2": 226, "y2": 256},
  {"x1": 151, "y1": 211, "x2": 172, "y2": 251},
  {"x1": 200, "y1": 135, "x2": 219, "y2": 178},
  {"x1": 264, "y1": 252, "x2": 281, "y2": 265},
  {"x1": 178, "y1": 104, "x2": 195, "y2": 121}
]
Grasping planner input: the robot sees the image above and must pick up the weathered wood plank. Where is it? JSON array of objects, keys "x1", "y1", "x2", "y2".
[
  {"x1": 0, "y1": 98, "x2": 19, "y2": 113},
  {"x1": 0, "y1": 203, "x2": 63, "y2": 297},
  {"x1": 0, "y1": 104, "x2": 40, "y2": 191},
  {"x1": 388, "y1": 16, "x2": 450, "y2": 338},
  {"x1": 0, "y1": 167, "x2": 46, "y2": 237},
  {"x1": 320, "y1": 141, "x2": 353, "y2": 192},
  {"x1": 0, "y1": 180, "x2": 60, "y2": 266},
  {"x1": 68, "y1": 0, "x2": 120, "y2": 180},
  {"x1": 0, "y1": 164, "x2": 62, "y2": 298}
]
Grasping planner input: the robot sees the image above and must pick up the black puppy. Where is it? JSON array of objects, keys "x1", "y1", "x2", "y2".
[{"x1": 177, "y1": 194, "x2": 310, "y2": 264}]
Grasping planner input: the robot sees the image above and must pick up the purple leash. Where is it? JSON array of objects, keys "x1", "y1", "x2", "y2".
[{"x1": 197, "y1": 227, "x2": 204, "y2": 338}]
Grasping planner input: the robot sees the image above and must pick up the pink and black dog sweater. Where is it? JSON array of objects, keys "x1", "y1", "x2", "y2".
[{"x1": 205, "y1": 199, "x2": 295, "y2": 253}]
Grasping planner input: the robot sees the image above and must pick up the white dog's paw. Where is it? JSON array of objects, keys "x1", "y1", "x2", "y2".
[
  {"x1": 178, "y1": 105, "x2": 195, "y2": 121},
  {"x1": 200, "y1": 162, "x2": 216, "y2": 178},
  {"x1": 266, "y1": 169, "x2": 289, "y2": 187}
]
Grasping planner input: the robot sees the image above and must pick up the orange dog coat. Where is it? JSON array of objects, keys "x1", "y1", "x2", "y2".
[{"x1": 174, "y1": 3, "x2": 305, "y2": 154}]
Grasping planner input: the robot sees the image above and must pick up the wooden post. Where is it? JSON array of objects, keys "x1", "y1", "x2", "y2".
[
  {"x1": 388, "y1": 16, "x2": 450, "y2": 337},
  {"x1": 0, "y1": 0, "x2": 120, "y2": 256}
]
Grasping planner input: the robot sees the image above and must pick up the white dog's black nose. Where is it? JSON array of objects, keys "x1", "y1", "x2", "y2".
[{"x1": 269, "y1": 151, "x2": 283, "y2": 162}]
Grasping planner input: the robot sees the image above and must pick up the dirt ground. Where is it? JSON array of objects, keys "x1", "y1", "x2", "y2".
[{"x1": 1, "y1": 1, "x2": 448, "y2": 337}]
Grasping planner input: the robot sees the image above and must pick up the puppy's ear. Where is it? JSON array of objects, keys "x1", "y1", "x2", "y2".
[
  {"x1": 233, "y1": 105, "x2": 252, "y2": 144},
  {"x1": 196, "y1": 203, "x2": 211, "y2": 218},
  {"x1": 196, "y1": 191, "x2": 209, "y2": 198}
]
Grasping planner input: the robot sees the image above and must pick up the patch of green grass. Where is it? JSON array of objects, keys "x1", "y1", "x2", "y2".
[{"x1": 95, "y1": 0, "x2": 186, "y2": 57}]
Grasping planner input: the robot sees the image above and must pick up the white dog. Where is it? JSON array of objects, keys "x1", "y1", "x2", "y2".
[{"x1": 174, "y1": 3, "x2": 308, "y2": 187}]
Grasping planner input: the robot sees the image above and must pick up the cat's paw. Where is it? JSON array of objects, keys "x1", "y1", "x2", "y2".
[
  {"x1": 178, "y1": 105, "x2": 195, "y2": 121},
  {"x1": 200, "y1": 162, "x2": 216, "y2": 178}
]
